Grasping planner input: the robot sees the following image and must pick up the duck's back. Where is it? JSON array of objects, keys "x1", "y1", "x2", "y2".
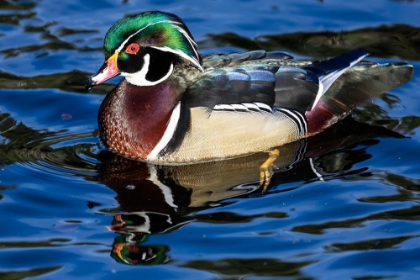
[{"x1": 147, "y1": 50, "x2": 413, "y2": 163}]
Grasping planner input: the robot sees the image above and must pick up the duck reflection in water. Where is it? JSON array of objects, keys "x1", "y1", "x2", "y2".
[{"x1": 96, "y1": 117, "x2": 404, "y2": 265}]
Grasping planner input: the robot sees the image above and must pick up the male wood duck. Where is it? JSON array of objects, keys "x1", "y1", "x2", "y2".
[{"x1": 86, "y1": 11, "x2": 414, "y2": 167}]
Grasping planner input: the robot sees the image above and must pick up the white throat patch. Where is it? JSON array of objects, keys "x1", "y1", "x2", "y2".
[{"x1": 122, "y1": 53, "x2": 174, "y2": 86}]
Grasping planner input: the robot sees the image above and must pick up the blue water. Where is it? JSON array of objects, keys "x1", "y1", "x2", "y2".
[{"x1": 1, "y1": 0, "x2": 420, "y2": 279}]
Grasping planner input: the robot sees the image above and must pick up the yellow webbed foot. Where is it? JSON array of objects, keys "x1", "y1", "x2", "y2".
[{"x1": 259, "y1": 149, "x2": 280, "y2": 192}]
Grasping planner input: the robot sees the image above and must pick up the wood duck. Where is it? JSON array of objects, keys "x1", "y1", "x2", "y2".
[{"x1": 86, "y1": 11, "x2": 414, "y2": 166}]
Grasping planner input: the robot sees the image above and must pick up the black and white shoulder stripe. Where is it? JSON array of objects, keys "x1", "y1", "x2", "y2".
[
  {"x1": 276, "y1": 108, "x2": 307, "y2": 137},
  {"x1": 213, "y1": 102, "x2": 273, "y2": 113}
]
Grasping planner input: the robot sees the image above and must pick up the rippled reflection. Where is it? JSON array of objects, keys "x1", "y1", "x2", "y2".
[
  {"x1": 95, "y1": 118, "x2": 407, "y2": 266},
  {"x1": 0, "y1": 0, "x2": 420, "y2": 278}
]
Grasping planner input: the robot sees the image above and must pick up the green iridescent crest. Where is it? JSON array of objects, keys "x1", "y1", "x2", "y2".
[{"x1": 104, "y1": 11, "x2": 202, "y2": 69}]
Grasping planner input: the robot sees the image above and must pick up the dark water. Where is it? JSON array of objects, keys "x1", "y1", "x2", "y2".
[{"x1": 1, "y1": 0, "x2": 420, "y2": 279}]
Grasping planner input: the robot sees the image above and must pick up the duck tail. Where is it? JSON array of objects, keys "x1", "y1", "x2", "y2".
[{"x1": 305, "y1": 59, "x2": 414, "y2": 135}]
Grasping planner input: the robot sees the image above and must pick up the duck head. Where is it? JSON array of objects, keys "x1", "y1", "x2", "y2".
[{"x1": 86, "y1": 11, "x2": 202, "y2": 89}]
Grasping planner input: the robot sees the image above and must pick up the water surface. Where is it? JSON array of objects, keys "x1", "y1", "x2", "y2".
[{"x1": 1, "y1": 0, "x2": 420, "y2": 279}]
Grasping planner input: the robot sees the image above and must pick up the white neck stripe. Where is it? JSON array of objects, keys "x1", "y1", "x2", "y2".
[{"x1": 147, "y1": 102, "x2": 181, "y2": 161}]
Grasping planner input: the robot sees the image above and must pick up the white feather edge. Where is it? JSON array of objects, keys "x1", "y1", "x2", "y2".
[
  {"x1": 310, "y1": 52, "x2": 369, "y2": 110},
  {"x1": 254, "y1": 102, "x2": 273, "y2": 112},
  {"x1": 213, "y1": 102, "x2": 273, "y2": 113}
]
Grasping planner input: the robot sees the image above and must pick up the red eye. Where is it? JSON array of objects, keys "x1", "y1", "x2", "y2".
[{"x1": 125, "y1": 43, "x2": 140, "y2": 54}]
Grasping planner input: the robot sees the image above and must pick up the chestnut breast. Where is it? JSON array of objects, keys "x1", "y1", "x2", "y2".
[{"x1": 98, "y1": 79, "x2": 182, "y2": 160}]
